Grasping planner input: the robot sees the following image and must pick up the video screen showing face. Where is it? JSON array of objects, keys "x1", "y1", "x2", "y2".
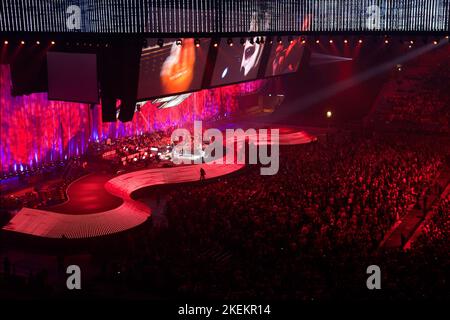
[
  {"x1": 265, "y1": 36, "x2": 305, "y2": 77},
  {"x1": 137, "y1": 38, "x2": 211, "y2": 100},
  {"x1": 211, "y1": 37, "x2": 265, "y2": 87}
]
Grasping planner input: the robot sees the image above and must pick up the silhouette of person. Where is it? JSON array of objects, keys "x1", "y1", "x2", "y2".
[{"x1": 200, "y1": 167, "x2": 206, "y2": 181}]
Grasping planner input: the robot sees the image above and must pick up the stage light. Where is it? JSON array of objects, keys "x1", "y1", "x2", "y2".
[
  {"x1": 410, "y1": 40, "x2": 414, "y2": 44},
  {"x1": 301, "y1": 39, "x2": 306, "y2": 44},
  {"x1": 20, "y1": 40, "x2": 25, "y2": 45},
  {"x1": 227, "y1": 38, "x2": 233, "y2": 46},
  {"x1": 326, "y1": 111, "x2": 332, "y2": 118},
  {"x1": 277, "y1": 36, "x2": 282, "y2": 44},
  {"x1": 288, "y1": 36, "x2": 293, "y2": 44},
  {"x1": 433, "y1": 40, "x2": 438, "y2": 45},
  {"x1": 36, "y1": 40, "x2": 40, "y2": 45},
  {"x1": 194, "y1": 38, "x2": 200, "y2": 47},
  {"x1": 4, "y1": 40, "x2": 8, "y2": 45},
  {"x1": 446, "y1": 35, "x2": 449, "y2": 39},
  {"x1": 384, "y1": 39, "x2": 389, "y2": 44},
  {"x1": 51, "y1": 41, "x2": 55, "y2": 45},
  {"x1": 358, "y1": 39, "x2": 363, "y2": 44},
  {"x1": 329, "y1": 39, "x2": 333, "y2": 44},
  {"x1": 344, "y1": 39, "x2": 348, "y2": 44},
  {"x1": 213, "y1": 42, "x2": 218, "y2": 47},
  {"x1": 157, "y1": 38, "x2": 164, "y2": 48},
  {"x1": 316, "y1": 39, "x2": 320, "y2": 44}
]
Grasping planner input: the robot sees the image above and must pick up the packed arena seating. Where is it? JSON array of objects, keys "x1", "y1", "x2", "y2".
[
  {"x1": 373, "y1": 46, "x2": 450, "y2": 133},
  {"x1": 1, "y1": 129, "x2": 448, "y2": 300},
  {"x1": 149, "y1": 132, "x2": 448, "y2": 299},
  {"x1": 10, "y1": 131, "x2": 439, "y2": 300},
  {"x1": 414, "y1": 197, "x2": 450, "y2": 250}
]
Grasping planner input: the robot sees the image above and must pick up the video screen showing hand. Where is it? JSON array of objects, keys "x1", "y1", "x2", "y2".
[{"x1": 138, "y1": 38, "x2": 210, "y2": 100}]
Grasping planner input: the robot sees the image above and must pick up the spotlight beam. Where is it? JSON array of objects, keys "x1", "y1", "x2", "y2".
[
  {"x1": 310, "y1": 53, "x2": 353, "y2": 66},
  {"x1": 271, "y1": 39, "x2": 448, "y2": 122}
]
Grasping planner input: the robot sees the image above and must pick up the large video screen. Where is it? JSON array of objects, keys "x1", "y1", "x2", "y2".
[
  {"x1": 265, "y1": 36, "x2": 305, "y2": 77},
  {"x1": 137, "y1": 38, "x2": 211, "y2": 100},
  {"x1": 47, "y1": 52, "x2": 99, "y2": 103},
  {"x1": 211, "y1": 37, "x2": 266, "y2": 87}
]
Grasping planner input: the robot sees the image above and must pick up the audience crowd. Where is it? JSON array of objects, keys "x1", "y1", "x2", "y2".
[
  {"x1": 1, "y1": 131, "x2": 448, "y2": 300},
  {"x1": 34, "y1": 132, "x2": 444, "y2": 301},
  {"x1": 375, "y1": 46, "x2": 450, "y2": 133}
]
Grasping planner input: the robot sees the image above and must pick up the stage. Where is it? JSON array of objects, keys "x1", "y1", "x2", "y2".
[{"x1": 2, "y1": 126, "x2": 316, "y2": 239}]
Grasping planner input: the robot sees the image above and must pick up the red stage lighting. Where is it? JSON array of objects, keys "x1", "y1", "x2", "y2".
[
  {"x1": 358, "y1": 39, "x2": 363, "y2": 44},
  {"x1": 36, "y1": 41, "x2": 40, "y2": 45},
  {"x1": 316, "y1": 39, "x2": 320, "y2": 44},
  {"x1": 344, "y1": 39, "x2": 348, "y2": 44},
  {"x1": 385, "y1": 39, "x2": 389, "y2": 44},
  {"x1": 51, "y1": 41, "x2": 55, "y2": 45},
  {"x1": 20, "y1": 40, "x2": 25, "y2": 45},
  {"x1": 4, "y1": 40, "x2": 8, "y2": 45},
  {"x1": 329, "y1": 39, "x2": 333, "y2": 44}
]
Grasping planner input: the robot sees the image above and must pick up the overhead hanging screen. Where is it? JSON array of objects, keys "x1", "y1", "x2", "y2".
[
  {"x1": 265, "y1": 36, "x2": 305, "y2": 77},
  {"x1": 137, "y1": 38, "x2": 211, "y2": 100},
  {"x1": 210, "y1": 36, "x2": 266, "y2": 87}
]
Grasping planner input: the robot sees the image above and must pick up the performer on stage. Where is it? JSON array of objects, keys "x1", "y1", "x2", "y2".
[{"x1": 200, "y1": 167, "x2": 206, "y2": 181}]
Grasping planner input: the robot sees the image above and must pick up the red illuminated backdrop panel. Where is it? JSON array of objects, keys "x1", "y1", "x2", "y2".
[{"x1": 0, "y1": 64, "x2": 265, "y2": 172}]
